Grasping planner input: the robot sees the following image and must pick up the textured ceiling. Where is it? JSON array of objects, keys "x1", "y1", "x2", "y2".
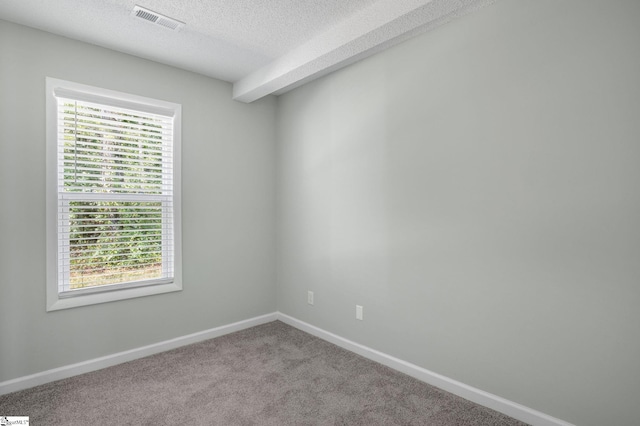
[{"x1": 0, "y1": 0, "x2": 493, "y2": 102}]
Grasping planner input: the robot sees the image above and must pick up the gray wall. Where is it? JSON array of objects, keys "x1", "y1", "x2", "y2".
[
  {"x1": 0, "y1": 20, "x2": 277, "y2": 382},
  {"x1": 276, "y1": 1, "x2": 640, "y2": 425}
]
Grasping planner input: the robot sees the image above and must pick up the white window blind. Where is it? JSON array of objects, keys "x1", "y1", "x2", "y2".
[{"x1": 55, "y1": 95, "x2": 175, "y2": 296}]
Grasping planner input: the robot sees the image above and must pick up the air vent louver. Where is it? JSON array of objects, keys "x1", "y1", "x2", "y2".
[
  {"x1": 132, "y1": 6, "x2": 184, "y2": 31},
  {"x1": 156, "y1": 17, "x2": 181, "y2": 30}
]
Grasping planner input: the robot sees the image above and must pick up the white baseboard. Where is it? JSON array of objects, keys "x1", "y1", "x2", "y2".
[
  {"x1": 1, "y1": 310, "x2": 573, "y2": 426},
  {"x1": 0, "y1": 312, "x2": 278, "y2": 396},
  {"x1": 276, "y1": 312, "x2": 574, "y2": 426}
]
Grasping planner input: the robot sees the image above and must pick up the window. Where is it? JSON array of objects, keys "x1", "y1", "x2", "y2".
[{"x1": 46, "y1": 78, "x2": 182, "y2": 311}]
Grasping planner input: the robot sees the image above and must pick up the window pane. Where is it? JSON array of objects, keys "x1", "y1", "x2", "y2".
[
  {"x1": 68, "y1": 201, "x2": 163, "y2": 289},
  {"x1": 60, "y1": 101, "x2": 169, "y2": 195}
]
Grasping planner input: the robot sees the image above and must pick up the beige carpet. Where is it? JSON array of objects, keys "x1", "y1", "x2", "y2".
[{"x1": 0, "y1": 321, "x2": 528, "y2": 425}]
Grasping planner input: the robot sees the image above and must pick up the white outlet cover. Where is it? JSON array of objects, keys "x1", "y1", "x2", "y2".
[{"x1": 356, "y1": 305, "x2": 363, "y2": 320}]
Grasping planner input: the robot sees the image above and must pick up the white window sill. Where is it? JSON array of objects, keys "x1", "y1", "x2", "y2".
[{"x1": 46, "y1": 280, "x2": 182, "y2": 312}]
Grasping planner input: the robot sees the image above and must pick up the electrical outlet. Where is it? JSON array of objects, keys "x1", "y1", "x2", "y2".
[
  {"x1": 307, "y1": 291, "x2": 314, "y2": 305},
  {"x1": 356, "y1": 305, "x2": 363, "y2": 320}
]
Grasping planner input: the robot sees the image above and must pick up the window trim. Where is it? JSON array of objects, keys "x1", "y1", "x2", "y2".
[{"x1": 46, "y1": 77, "x2": 182, "y2": 311}]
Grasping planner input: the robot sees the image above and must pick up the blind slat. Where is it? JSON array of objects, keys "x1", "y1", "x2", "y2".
[
  {"x1": 64, "y1": 250, "x2": 167, "y2": 263},
  {"x1": 60, "y1": 139, "x2": 166, "y2": 156},
  {"x1": 58, "y1": 125, "x2": 171, "y2": 145},
  {"x1": 60, "y1": 103, "x2": 173, "y2": 123}
]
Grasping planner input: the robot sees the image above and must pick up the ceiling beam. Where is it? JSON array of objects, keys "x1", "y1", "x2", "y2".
[{"x1": 232, "y1": 0, "x2": 493, "y2": 103}]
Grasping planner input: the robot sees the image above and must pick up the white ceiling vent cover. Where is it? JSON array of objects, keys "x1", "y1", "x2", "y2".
[{"x1": 132, "y1": 5, "x2": 184, "y2": 31}]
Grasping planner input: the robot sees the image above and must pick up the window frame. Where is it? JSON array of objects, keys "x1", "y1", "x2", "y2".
[{"x1": 46, "y1": 77, "x2": 182, "y2": 311}]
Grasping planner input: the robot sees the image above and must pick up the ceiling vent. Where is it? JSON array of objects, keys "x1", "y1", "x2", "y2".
[{"x1": 132, "y1": 5, "x2": 184, "y2": 31}]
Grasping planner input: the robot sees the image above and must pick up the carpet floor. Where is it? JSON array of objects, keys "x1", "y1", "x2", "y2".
[{"x1": 0, "y1": 321, "x2": 528, "y2": 425}]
